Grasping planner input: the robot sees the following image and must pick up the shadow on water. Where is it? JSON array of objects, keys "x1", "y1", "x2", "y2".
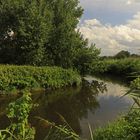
[
  {"x1": 0, "y1": 76, "x2": 133, "y2": 140},
  {"x1": 91, "y1": 74, "x2": 129, "y2": 86},
  {"x1": 31, "y1": 80, "x2": 107, "y2": 140}
]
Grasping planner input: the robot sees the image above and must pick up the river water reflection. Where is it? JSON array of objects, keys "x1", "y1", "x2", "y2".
[
  {"x1": 31, "y1": 75, "x2": 133, "y2": 139},
  {"x1": 0, "y1": 75, "x2": 133, "y2": 140}
]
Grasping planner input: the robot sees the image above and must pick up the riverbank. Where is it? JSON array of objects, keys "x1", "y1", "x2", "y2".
[
  {"x1": 91, "y1": 58, "x2": 140, "y2": 80},
  {"x1": 0, "y1": 64, "x2": 139, "y2": 140},
  {"x1": 0, "y1": 75, "x2": 134, "y2": 140},
  {"x1": 0, "y1": 65, "x2": 81, "y2": 94},
  {"x1": 91, "y1": 73, "x2": 140, "y2": 140},
  {"x1": 92, "y1": 109, "x2": 140, "y2": 140}
]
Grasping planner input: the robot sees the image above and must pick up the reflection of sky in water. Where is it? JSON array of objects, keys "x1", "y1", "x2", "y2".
[
  {"x1": 80, "y1": 76, "x2": 133, "y2": 139},
  {"x1": 0, "y1": 76, "x2": 134, "y2": 140}
]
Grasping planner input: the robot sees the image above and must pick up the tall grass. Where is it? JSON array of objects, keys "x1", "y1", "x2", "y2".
[
  {"x1": 126, "y1": 76, "x2": 140, "y2": 107},
  {"x1": 91, "y1": 109, "x2": 140, "y2": 140}
]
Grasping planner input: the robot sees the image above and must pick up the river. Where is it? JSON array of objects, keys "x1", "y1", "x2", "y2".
[{"x1": 0, "y1": 75, "x2": 133, "y2": 140}]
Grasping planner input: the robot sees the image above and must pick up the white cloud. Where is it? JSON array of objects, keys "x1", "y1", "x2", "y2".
[
  {"x1": 127, "y1": 1, "x2": 132, "y2": 5},
  {"x1": 79, "y1": 12, "x2": 140, "y2": 56},
  {"x1": 80, "y1": 0, "x2": 140, "y2": 12},
  {"x1": 127, "y1": 12, "x2": 140, "y2": 29},
  {"x1": 84, "y1": 19, "x2": 102, "y2": 27},
  {"x1": 126, "y1": 0, "x2": 140, "y2": 5}
]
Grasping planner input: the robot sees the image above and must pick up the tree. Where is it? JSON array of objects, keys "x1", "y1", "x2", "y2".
[
  {"x1": 0, "y1": 0, "x2": 100, "y2": 73},
  {"x1": 45, "y1": 0, "x2": 89, "y2": 68},
  {"x1": 0, "y1": 0, "x2": 53, "y2": 65},
  {"x1": 74, "y1": 44, "x2": 100, "y2": 74},
  {"x1": 114, "y1": 50, "x2": 130, "y2": 59}
]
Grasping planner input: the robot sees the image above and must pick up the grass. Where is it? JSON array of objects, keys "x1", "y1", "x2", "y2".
[
  {"x1": 92, "y1": 109, "x2": 140, "y2": 140},
  {"x1": 0, "y1": 65, "x2": 81, "y2": 93}
]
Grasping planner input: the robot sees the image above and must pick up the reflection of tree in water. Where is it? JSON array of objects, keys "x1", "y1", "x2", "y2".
[
  {"x1": 83, "y1": 79, "x2": 107, "y2": 94},
  {"x1": 0, "y1": 95, "x2": 18, "y2": 129},
  {"x1": 31, "y1": 80, "x2": 107, "y2": 140},
  {"x1": 93, "y1": 74, "x2": 128, "y2": 86}
]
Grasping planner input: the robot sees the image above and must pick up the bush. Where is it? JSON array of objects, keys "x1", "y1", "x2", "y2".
[
  {"x1": 91, "y1": 58, "x2": 140, "y2": 78},
  {"x1": 0, "y1": 65, "x2": 81, "y2": 93}
]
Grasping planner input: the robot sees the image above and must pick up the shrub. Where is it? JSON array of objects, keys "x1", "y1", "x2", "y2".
[
  {"x1": 0, "y1": 65, "x2": 81, "y2": 93},
  {"x1": 91, "y1": 58, "x2": 140, "y2": 78}
]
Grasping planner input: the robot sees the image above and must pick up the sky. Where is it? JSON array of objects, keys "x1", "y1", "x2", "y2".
[{"x1": 79, "y1": 0, "x2": 140, "y2": 56}]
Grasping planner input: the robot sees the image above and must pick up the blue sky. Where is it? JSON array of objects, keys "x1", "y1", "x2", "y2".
[{"x1": 79, "y1": 0, "x2": 140, "y2": 55}]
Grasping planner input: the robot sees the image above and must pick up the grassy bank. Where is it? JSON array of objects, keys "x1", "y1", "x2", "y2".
[
  {"x1": 0, "y1": 65, "x2": 81, "y2": 93},
  {"x1": 92, "y1": 109, "x2": 140, "y2": 140},
  {"x1": 91, "y1": 58, "x2": 140, "y2": 79},
  {"x1": 91, "y1": 74, "x2": 140, "y2": 140}
]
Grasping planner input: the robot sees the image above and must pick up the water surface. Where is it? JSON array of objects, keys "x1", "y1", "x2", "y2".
[
  {"x1": 31, "y1": 75, "x2": 133, "y2": 139},
  {"x1": 0, "y1": 75, "x2": 133, "y2": 140}
]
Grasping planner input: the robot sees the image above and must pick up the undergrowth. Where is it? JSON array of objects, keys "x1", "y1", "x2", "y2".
[{"x1": 0, "y1": 65, "x2": 81, "y2": 93}]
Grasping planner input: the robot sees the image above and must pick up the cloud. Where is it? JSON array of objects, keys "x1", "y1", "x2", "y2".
[
  {"x1": 78, "y1": 12, "x2": 140, "y2": 56},
  {"x1": 127, "y1": 0, "x2": 140, "y2": 5},
  {"x1": 80, "y1": 0, "x2": 140, "y2": 25},
  {"x1": 80, "y1": 0, "x2": 140, "y2": 12},
  {"x1": 127, "y1": 12, "x2": 140, "y2": 29}
]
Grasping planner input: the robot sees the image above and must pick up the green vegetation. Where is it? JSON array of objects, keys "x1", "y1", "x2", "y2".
[
  {"x1": 36, "y1": 116, "x2": 80, "y2": 140},
  {"x1": 0, "y1": 65, "x2": 81, "y2": 93},
  {"x1": 0, "y1": 0, "x2": 139, "y2": 139},
  {"x1": 0, "y1": 91, "x2": 80, "y2": 140},
  {"x1": 0, "y1": 0, "x2": 99, "y2": 71},
  {"x1": 102, "y1": 50, "x2": 140, "y2": 59},
  {"x1": 92, "y1": 109, "x2": 140, "y2": 140},
  {"x1": 128, "y1": 76, "x2": 140, "y2": 107},
  {"x1": 114, "y1": 50, "x2": 131, "y2": 59},
  {"x1": 91, "y1": 58, "x2": 140, "y2": 78},
  {"x1": 0, "y1": 91, "x2": 35, "y2": 140},
  {"x1": 92, "y1": 75, "x2": 140, "y2": 140},
  {"x1": 0, "y1": 76, "x2": 139, "y2": 140}
]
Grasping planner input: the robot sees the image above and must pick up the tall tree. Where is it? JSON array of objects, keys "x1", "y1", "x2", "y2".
[
  {"x1": 46, "y1": 0, "x2": 87, "y2": 68},
  {"x1": 0, "y1": 0, "x2": 52, "y2": 65},
  {"x1": 0, "y1": 0, "x2": 100, "y2": 73},
  {"x1": 114, "y1": 50, "x2": 130, "y2": 59}
]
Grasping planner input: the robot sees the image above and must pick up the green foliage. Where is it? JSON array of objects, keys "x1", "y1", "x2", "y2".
[
  {"x1": 92, "y1": 109, "x2": 140, "y2": 140},
  {"x1": 114, "y1": 50, "x2": 130, "y2": 59},
  {"x1": 0, "y1": 91, "x2": 81, "y2": 140},
  {"x1": 127, "y1": 76, "x2": 140, "y2": 107},
  {"x1": 46, "y1": 0, "x2": 85, "y2": 68},
  {"x1": 91, "y1": 58, "x2": 140, "y2": 78},
  {"x1": 0, "y1": 0, "x2": 99, "y2": 70},
  {"x1": 0, "y1": 91, "x2": 35, "y2": 140},
  {"x1": 130, "y1": 77, "x2": 140, "y2": 90},
  {"x1": 92, "y1": 74, "x2": 140, "y2": 140},
  {"x1": 74, "y1": 44, "x2": 100, "y2": 74},
  {"x1": 0, "y1": 0, "x2": 52, "y2": 65},
  {"x1": 0, "y1": 65, "x2": 81, "y2": 93},
  {"x1": 36, "y1": 116, "x2": 80, "y2": 140}
]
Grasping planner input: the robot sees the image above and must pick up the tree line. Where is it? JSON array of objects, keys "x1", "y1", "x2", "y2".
[
  {"x1": 101, "y1": 50, "x2": 140, "y2": 60},
  {"x1": 0, "y1": 0, "x2": 100, "y2": 73}
]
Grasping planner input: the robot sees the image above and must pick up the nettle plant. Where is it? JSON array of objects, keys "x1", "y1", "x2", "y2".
[{"x1": 0, "y1": 91, "x2": 35, "y2": 140}]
